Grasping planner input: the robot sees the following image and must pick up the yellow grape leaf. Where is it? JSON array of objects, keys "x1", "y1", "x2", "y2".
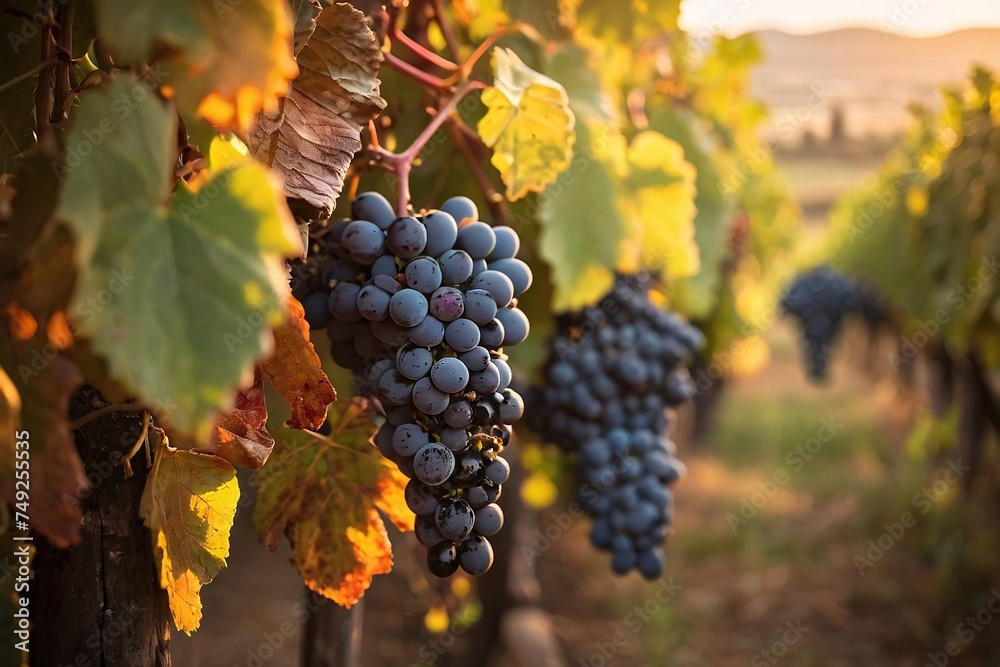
[
  {"x1": 140, "y1": 438, "x2": 239, "y2": 634},
  {"x1": 478, "y1": 48, "x2": 576, "y2": 201},
  {"x1": 253, "y1": 397, "x2": 409, "y2": 608},
  {"x1": 167, "y1": 0, "x2": 299, "y2": 132},
  {"x1": 617, "y1": 131, "x2": 698, "y2": 279},
  {"x1": 452, "y1": 0, "x2": 509, "y2": 40}
]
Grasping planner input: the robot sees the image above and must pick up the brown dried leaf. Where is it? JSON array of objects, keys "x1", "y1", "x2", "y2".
[
  {"x1": 249, "y1": 2, "x2": 386, "y2": 215},
  {"x1": 199, "y1": 368, "x2": 274, "y2": 469},
  {"x1": 261, "y1": 297, "x2": 337, "y2": 430}
]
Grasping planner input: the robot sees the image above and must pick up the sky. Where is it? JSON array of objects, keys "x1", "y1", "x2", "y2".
[{"x1": 678, "y1": 0, "x2": 1000, "y2": 37}]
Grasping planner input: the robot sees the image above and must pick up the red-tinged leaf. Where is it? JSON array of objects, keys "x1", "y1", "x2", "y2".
[
  {"x1": 201, "y1": 368, "x2": 274, "y2": 469},
  {"x1": 253, "y1": 397, "x2": 409, "y2": 608},
  {"x1": 261, "y1": 297, "x2": 337, "y2": 430}
]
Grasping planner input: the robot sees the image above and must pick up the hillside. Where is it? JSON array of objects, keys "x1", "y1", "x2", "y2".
[{"x1": 750, "y1": 28, "x2": 1000, "y2": 138}]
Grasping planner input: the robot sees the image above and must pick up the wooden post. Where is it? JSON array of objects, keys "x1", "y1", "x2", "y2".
[
  {"x1": 30, "y1": 387, "x2": 171, "y2": 666},
  {"x1": 301, "y1": 591, "x2": 363, "y2": 667}
]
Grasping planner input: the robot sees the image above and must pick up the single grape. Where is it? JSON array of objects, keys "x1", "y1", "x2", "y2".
[
  {"x1": 412, "y1": 377, "x2": 450, "y2": 415},
  {"x1": 458, "y1": 346, "x2": 491, "y2": 372},
  {"x1": 444, "y1": 318, "x2": 481, "y2": 352},
  {"x1": 444, "y1": 399, "x2": 474, "y2": 429},
  {"x1": 450, "y1": 449, "x2": 485, "y2": 487},
  {"x1": 386, "y1": 216, "x2": 427, "y2": 259},
  {"x1": 470, "y1": 270, "x2": 514, "y2": 308},
  {"x1": 415, "y1": 514, "x2": 447, "y2": 547},
  {"x1": 488, "y1": 258, "x2": 533, "y2": 296},
  {"x1": 302, "y1": 292, "x2": 332, "y2": 329},
  {"x1": 439, "y1": 249, "x2": 474, "y2": 285},
  {"x1": 422, "y1": 210, "x2": 459, "y2": 257},
  {"x1": 351, "y1": 191, "x2": 396, "y2": 230},
  {"x1": 408, "y1": 315, "x2": 445, "y2": 347},
  {"x1": 440, "y1": 196, "x2": 478, "y2": 224},
  {"x1": 371, "y1": 255, "x2": 399, "y2": 278},
  {"x1": 404, "y1": 479, "x2": 439, "y2": 515},
  {"x1": 427, "y1": 540, "x2": 460, "y2": 577},
  {"x1": 341, "y1": 220, "x2": 386, "y2": 264},
  {"x1": 495, "y1": 307, "x2": 529, "y2": 346},
  {"x1": 455, "y1": 222, "x2": 497, "y2": 259},
  {"x1": 435, "y1": 498, "x2": 475, "y2": 541},
  {"x1": 378, "y1": 369, "x2": 414, "y2": 407},
  {"x1": 484, "y1": 457, "x2": 510, "y2": 485},
  {"x1": 393, "y1": 423, "x2": 430, "y2": 457},
  {"x1": 328, "y1": 282, "x2": 362, "y2": 322},
  {"x1": 429, "y1": 287, "x2": 465, "y2": 322},
  {"x1": 439, "y1": 427, "x2": 470, "y2": 451},
  {"x1": 389, "y1": 289, "x2": 429, "y2": 327},
  {"x1": 478, "y1": 318, "x2": 505, "y2": 349},
  {"x1": 413, "y1": 443, "x2": 455, "y2": 486},
  {"x1": 473, "y1": 504, "x2": 504, "y2": 536},
  {"x1": 486, "y1": 226, "x2": 520, "y2": 261},
  {"x1": 356, "y1": 284, "x2": 392, "y2": 321},
  {"x1": 396, "y1": 344, "x2": 434, "y2": 380},
  {"x1": 430, "y1": 357, "x2": 470, "y2": 394},
  {"x1": 469, "y1": 362, "x2": 501, "y2": 394},
  {"x1": 404, "y1": 257, "x2": 443, "y2": 293},
  {"x1": 458, "y1": 535, "x2": 494, "y2": 575},
  {"x1": 462, "y1": 289, "x2": 499, "y2": 325}
]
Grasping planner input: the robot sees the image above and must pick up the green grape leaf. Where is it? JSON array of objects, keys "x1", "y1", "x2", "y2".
[
  {"x1": 538, "y1": 119, "x2": 625, "y2": 312},
  {"x1": 254, "y1": 397, "x2": 410, "y2": 608},
  {"x1": 617, "y1": 131, "x2": 698, "y2": 279},
  {"x1": 56, "y1": 77, "x2": 300, "y2": 439},
  {"x1": 92, "y1": 0, "x2": 204, "y2": 65},
  {"x1": 248, "y1": 2, "x2": 386, "y2": 216},
  {"x1": 478, "y1": 47, "x2": 576, "y2": 201}
]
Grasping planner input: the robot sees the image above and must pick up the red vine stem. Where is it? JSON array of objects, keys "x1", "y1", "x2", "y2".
[
  {"x1": 385, "y1": 51, "x2": 447, "y2": 91},
  {"x1": 431, "y1": 0, "x2": 462, "y2": 63},
  {"x1": 373, "y1": 80, "x2": 486, "y2": 215},
  {"x1": 391, "y1": 23, "x2": 458, "y2": 71}
]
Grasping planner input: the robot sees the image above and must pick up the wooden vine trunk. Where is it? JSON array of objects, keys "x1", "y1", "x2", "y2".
[
  {"x1": 31, "y1": 387, "x2": 170, "y2": 666},
  {"x1": 302, "y1": 593, "x2": 363, "y2": 667}
]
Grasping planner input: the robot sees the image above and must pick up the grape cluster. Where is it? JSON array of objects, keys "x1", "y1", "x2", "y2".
[
  {"x1": 294, "y1": 192, "x2": 532, "y2": 577},
  {"x1": 779, "y1": 266, "x2": 860, "y2": 381},
  {"x1": 526, "y1": 276, "x2": 702, "y2": 579}
]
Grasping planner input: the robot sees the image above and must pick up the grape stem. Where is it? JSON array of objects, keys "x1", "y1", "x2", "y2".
[{"x1": 372, "y1": 80, "x2": 486, "y2": 216}]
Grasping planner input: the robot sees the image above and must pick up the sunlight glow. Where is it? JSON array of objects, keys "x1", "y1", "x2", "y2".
[{"x1": 679, "y1": 0, "x2": 1000, "y2": 37}]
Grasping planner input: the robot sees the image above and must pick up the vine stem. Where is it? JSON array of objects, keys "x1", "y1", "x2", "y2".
[
  {"x1": 50, "y1": 0, "x2": 73, "y2": 124},
  {"x1": 69, "y1": 402, "x2": 145, "y2": 430},
  {"x1": 0, "y1": 57, "x2": 58, "y2": 95},
  {"x1": 385, "y1": 51, "x2": 447, "y2": 91},
  {"x1": 372, "y1": 80, "x2": 486, "y2": 215},
  {"x1": 121, "y1": 411, "x2": 151, "y2": 478},
  {"x1": 391, "y1": 23, "x2": 458, "y2": 71},
  {"x1": 34, "y1": 0, "x2": 55, "y2": 140},
  {"x1": 431, "y1": 0, "x2": 462, "y2": 63}
]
